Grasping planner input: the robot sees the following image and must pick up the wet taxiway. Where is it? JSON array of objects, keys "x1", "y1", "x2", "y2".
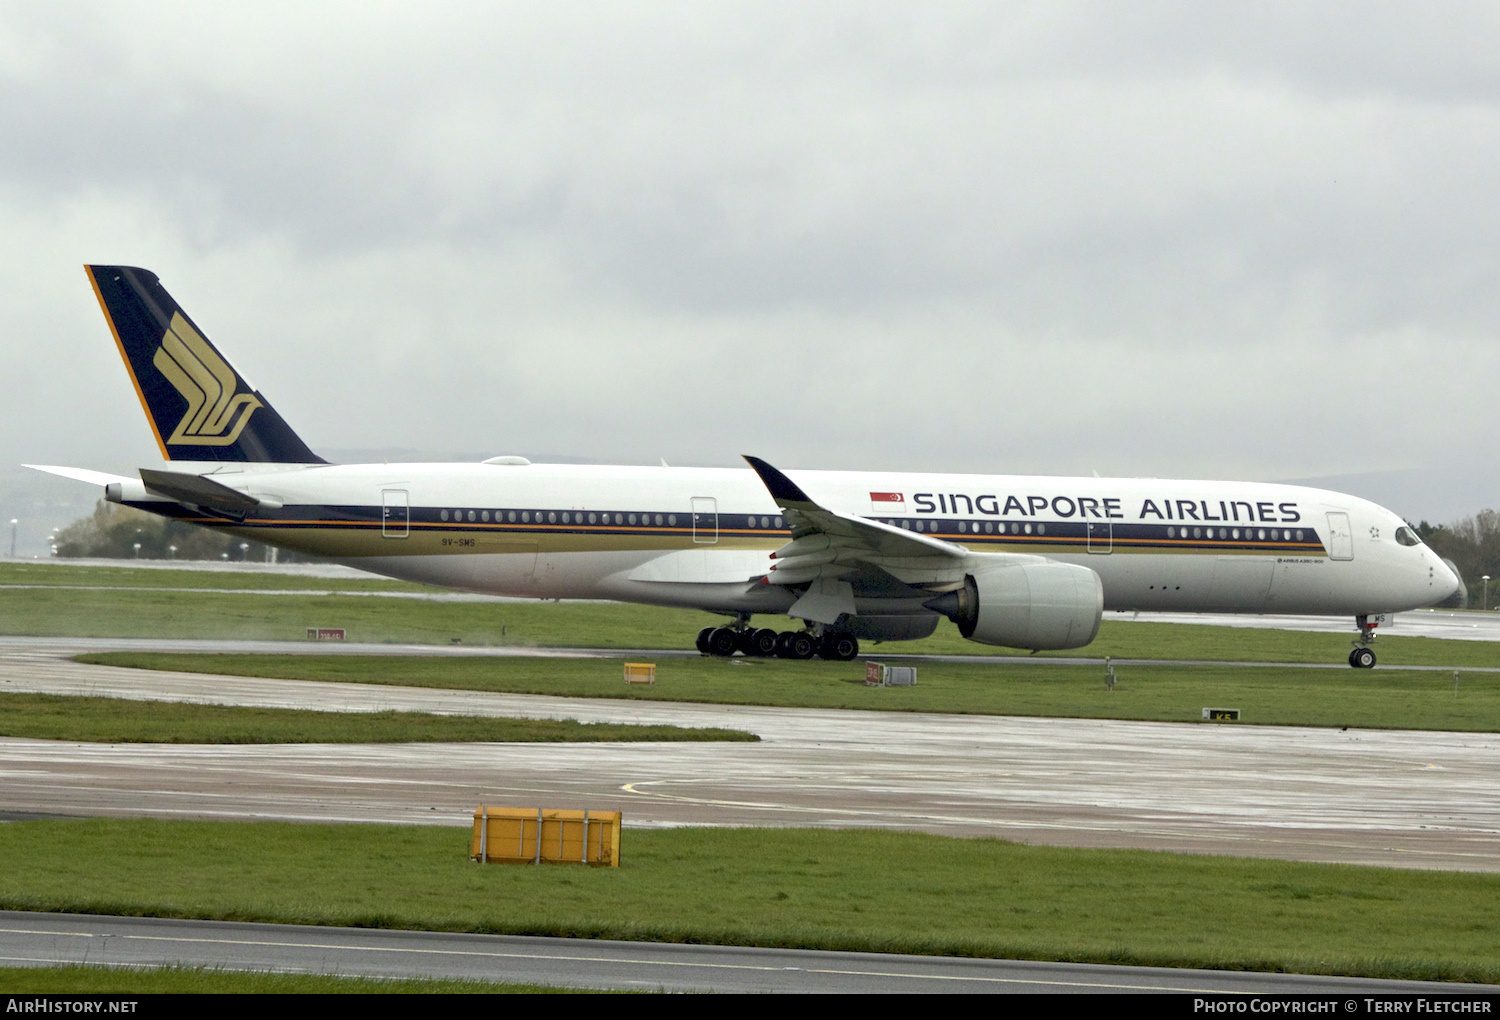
[{"x1": 1, "y1": 637, "x2": 1498, "y2": 871}]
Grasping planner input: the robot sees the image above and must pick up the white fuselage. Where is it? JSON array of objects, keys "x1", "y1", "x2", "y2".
[{"x1": 121, "y1": 460, "x2": 1459, "y2": 622}]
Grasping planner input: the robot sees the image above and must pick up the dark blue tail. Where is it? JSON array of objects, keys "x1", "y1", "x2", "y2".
[{"x1": 86, "y1": 265, "x2": 323, "y2": 464}]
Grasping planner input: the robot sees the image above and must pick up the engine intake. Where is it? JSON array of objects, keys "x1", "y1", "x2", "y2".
[{"x1": 930, "y1": 562, "x2": 1103, "y2": 651}]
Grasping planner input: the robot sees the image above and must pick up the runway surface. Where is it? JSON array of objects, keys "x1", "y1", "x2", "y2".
[
  {"x1": 4, "y1": 911, "x2": 1494, "y2": 995},
  {"x1": 2, "y1": 638, "x2": 1499, "y2": 871}
]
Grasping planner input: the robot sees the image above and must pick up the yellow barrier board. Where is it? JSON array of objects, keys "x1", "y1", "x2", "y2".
[
  {"x1": 623, "y1": 662, "x2": 656, "y2": 684},
  {"x1": 471, "y1": 806, "x2": 622, "y2": 867}
]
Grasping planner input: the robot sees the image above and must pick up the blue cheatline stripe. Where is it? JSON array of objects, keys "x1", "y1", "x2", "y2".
[{"x1": 123, "y1": 501, "x2": 1328, "y2": 555}]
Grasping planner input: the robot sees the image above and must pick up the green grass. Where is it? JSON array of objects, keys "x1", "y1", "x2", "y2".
[
  {"x1": 0, "y1": 966, "x2": 580, "y2": 994},
  {"x1": 8, "y1": 562, "x2": 1500, "y2": 986},
  {"x1": 0, "y1": 560, "x2": 430, "y2": 592},
  {"x1": 0, "y1": 819, "x2": 1497, "y2": 984},
  {"x1": 0, "y1": 692, "x2": 755, "y2": 744},
  {"x1": 0, "y1": 582, "x2": 693, "y2": 647},
  {"x1": 79, "y1": 651, "x2": 1500, "y2": 731}
]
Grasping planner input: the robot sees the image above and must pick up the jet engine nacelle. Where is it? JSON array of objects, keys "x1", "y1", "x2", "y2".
[{"x1": 946, "y1": 561, "x2": 1103, "y2": 651}]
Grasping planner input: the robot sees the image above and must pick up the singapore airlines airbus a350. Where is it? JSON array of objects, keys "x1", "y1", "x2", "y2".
[{"x1": 29, "y1": 266, "x2": 1459, "y2": 667}]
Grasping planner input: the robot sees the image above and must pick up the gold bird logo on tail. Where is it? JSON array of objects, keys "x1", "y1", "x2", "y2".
[{"x1": 151, "y1": 313, "x2": 262, "y2": 446}]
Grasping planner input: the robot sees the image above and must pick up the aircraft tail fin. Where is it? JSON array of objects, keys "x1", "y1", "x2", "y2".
[{"x1": 85, "y1": 265, "x2": 324, "y2": 464}]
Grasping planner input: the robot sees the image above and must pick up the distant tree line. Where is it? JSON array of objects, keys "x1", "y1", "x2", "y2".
[
  {"x1": 1412, "y1": 511, "x2": 1500, "y2": 609},
  {"x1": 53, "y1": 501, "x2": 314, "y2": 563}
]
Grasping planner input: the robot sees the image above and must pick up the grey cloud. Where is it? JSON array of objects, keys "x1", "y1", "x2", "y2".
[{"x1": 0, "y1": 2, "x2": 1497, "y2": 519}]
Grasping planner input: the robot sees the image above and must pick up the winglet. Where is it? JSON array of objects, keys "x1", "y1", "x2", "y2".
[{"x1": 743, "y1": 455, "x2": 816, "y2": 509}]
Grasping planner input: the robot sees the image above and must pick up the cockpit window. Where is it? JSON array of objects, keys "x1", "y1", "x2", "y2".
[{"x1": 1394, "y1": 526, "x2": 1422, "y2": 547}]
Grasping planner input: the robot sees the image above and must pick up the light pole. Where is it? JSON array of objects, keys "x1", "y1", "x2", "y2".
[
  {"x1": 8, "y1": 519, "x2": 16, "y2": 558},
  {"x1": 1484, "y1": 576, "x2": 1491, "y2": 612}
]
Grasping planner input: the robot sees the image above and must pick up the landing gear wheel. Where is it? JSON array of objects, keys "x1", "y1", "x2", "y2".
[
  {"x1": 747, "y1": 628, "x2": 779, "y2": 657},
  {"x1": 707, "y1": 627, "x2": 739, "y2": 657},
  {"x1": 696, "y1": 627, "x2": 715, "y2": 655},
  {"x1": 1349, "y1": 614, "x2": 1378, "y2": 669},
  {"x1": 777, "y1": 631, "x2": 816, "y2": 659},
  {"x1": 818, "y1": 632, "x2": 860, "y2": 661}
]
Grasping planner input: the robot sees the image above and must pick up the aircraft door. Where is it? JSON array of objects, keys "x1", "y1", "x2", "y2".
[
  {"x1": 381, "y1": 489, "x2": 409, "y2": 539},
  {"x1": 1326, "y1": 512, "x2": 1353, "y2": 561},
  {"x1": 692, "y1": 497, "x2": 718, "y2": 544},
  {"x1": 1086, "y1": 521, "x2": 1112, "y2": 553}
]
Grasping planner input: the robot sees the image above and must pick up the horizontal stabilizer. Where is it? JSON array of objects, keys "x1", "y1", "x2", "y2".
[
  {"x1": 24, "y1": 464, "x2": 135, "y2": 487},
  {"x1": 138, "y1": 468, "x2": 266, "y2": 515}
]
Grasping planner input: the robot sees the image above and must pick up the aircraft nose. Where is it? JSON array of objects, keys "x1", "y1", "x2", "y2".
[{"x1": 1434, "y1": 555, "x2": 1462, "y2": 603}]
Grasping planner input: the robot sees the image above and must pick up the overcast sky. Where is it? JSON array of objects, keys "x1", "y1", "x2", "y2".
[{"x1": 4, "y1": 2, "x2": 1498, "y2": 500}]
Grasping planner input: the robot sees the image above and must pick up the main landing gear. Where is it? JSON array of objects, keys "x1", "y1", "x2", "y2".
[
  {"x1": 1348, "y1": 614, "x2": 1378, "y2": 669},
  {"x1": 696, "y1": 621, "x2": 860, "y2": 661}
]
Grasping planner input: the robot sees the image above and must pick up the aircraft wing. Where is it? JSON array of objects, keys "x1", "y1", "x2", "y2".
[
  {"x1": 744, "y1": 455, "x2": 1016, "y2": 623},
  {"x1": 745, "y1": 455, "x2": 964, "y2": 562}
]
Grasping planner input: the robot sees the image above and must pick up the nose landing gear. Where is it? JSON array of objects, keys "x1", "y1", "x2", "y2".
[{"x1": 1348, "y1": 614, "x2": 1378, "y2": 668}]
